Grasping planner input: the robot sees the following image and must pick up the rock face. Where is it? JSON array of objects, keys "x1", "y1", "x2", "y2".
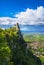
[
  {"x1": 15, "y1": 23, "x2": 27, "y2": 48},
  {"x1": 13, "y1": 23, "x2": 42, "y2": 65},
  {"x1": 16, "y1": 23, "x2": 22, "y2": 38}
]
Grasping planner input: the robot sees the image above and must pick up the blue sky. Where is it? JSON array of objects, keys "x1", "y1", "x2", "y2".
[
  {"x1": 0, "y1": 0, "x2": 44, "y2": 26},
  {"x1": 0, "y1": 0, "x2": 44, "y2": 17}
]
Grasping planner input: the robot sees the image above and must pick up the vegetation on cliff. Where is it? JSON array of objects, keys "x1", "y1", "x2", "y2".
[{"x1": 0, "y1": 23, "x2": 41, "y2": 65}]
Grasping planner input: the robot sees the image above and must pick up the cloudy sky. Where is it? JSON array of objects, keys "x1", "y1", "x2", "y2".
[{"x1": 0, "y1": 0, "x2": 44, "y2": 25}]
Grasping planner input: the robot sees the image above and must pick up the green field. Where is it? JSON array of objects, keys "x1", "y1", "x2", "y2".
[{"x1": 23, "y1": 34, "x2": 44, "y2": 43}]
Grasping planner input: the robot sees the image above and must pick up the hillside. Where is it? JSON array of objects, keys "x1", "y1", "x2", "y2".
[
  {"x1": 0, "y1": 23, "x2": 42, "y2": 65},
  {"x1": 24, "y1": 34, "x2": 44, "y2": 63}
]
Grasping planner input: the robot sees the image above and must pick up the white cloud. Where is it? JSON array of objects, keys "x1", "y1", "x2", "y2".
[
  {"x1": 0, "y1": 17, "x2": 16, "y2": 25},
  {"x1": 0, "y1": 6, "x2": 44, "y2": 25},
  {"x1": 15, "y1": 6, "x2": 44, "y2": 25}
]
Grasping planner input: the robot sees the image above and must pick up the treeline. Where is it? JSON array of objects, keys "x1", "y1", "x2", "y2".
[{"x1": 0, "y1": 24, "x2": 42, "y2": 65}]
